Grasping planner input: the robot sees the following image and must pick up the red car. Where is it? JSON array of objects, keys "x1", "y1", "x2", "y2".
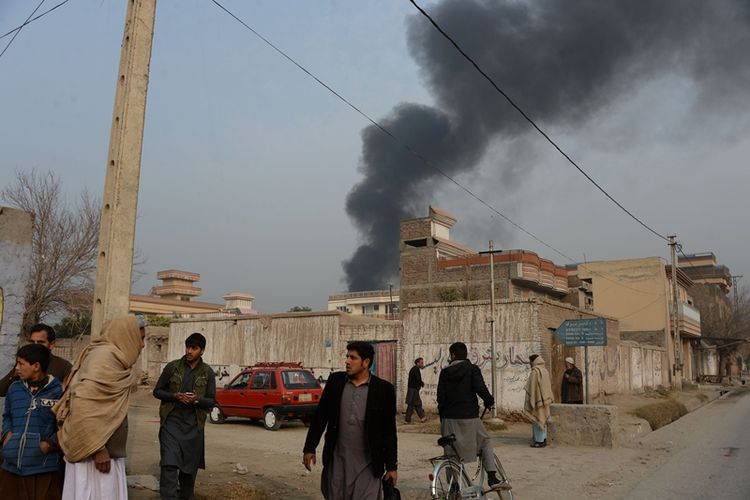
[{"x1": 209, "y1": 362, "x2": 322, "y2": 430}]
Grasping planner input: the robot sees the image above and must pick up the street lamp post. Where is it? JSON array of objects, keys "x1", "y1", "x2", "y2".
[{"x1": 479, "y1": 242, "x2": 503, "y2": 420}]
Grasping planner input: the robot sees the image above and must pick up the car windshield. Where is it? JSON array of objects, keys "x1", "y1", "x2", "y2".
[{"x1": 281, "y1": 370, "x2": 319, "y2": 389}]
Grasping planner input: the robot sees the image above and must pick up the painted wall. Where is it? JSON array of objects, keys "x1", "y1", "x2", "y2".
[{"x1": 0, "y1": 208, "x2": 33, "y2": 414}]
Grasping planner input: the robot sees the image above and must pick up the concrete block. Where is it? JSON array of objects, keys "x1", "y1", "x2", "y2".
[{"x1": 548, "y1": 403, "x2": 619, "y2": 448}]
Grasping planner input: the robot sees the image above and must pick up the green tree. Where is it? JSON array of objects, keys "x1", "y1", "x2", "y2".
[{"x1": 288, "y1": 306, "x2": 312, "y2": 312}]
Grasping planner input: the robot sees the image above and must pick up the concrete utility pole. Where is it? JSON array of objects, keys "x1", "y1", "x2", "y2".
[
  {"x1": 480, "y1": 242, "x2": 503, "y2": 420},
  {"x1": 91, "y1": 0, "x2": 157, "y2": 336},
  {"x1": 668, "y1": 235, "x2": 682, "y2": 387}
]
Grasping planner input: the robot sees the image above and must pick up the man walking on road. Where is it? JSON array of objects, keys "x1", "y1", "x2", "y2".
[
  {"x1": 154, "y1": 333, "x2": 216, "y2": 500},
  {"x1": 405, "y1": 357, "x2": 427, "y2": 423},
  {"x1": 437, "y1": 342, "x2": 508, "y2": 490},
  {"x1": 561, "y1": 357, "x2": 583, "y2": 404},
  {"x1": 303, "y1": 341, "x2": 398, "y2": 499},
  {"x1": 0, "y1": 324, "x2": 72, "y2": 396}
]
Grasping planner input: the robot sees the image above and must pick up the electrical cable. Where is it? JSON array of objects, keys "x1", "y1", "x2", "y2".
[
  {"x1": 0, "y1": 0, "x2": 70, "y2": 41},
  {"x1": 408, "y1": 0, "x2": 669, "y2": 243},
  {"x1": 209, "y1": 0, "x2": 570, "y2": 261},
  {"x1": 209, "y1": 0, "x2": 668, "y2": 298},
  {"x1": 0, "y1": 0, "x2": 48, "y2": 59},
  {"x1": 619, "y1": 294, "x2": 666, "y2": 319}
]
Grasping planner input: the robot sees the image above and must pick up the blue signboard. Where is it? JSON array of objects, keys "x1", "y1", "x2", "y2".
[{"x1": 555, "y1": 318, "x2": 607, "y2": 346}]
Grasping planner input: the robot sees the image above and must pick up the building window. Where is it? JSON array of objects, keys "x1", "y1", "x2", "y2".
[
  {"x1": 404, "y1": 238, "x2": 428, "y2": 248},
  {"x1": 374, "y1": 305, "x2": 379, "y2": 311}
]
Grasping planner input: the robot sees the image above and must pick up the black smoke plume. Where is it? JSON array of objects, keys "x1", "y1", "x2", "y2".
[{"x1": 344, "y1": 0, "x2": 750, "y2": 291}]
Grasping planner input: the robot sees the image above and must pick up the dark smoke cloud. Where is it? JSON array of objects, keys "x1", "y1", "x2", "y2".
[{"x1": 344, "y1": 0, "x2": 750, "y2": 291}]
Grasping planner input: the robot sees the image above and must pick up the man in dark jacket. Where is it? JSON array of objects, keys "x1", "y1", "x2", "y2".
[
  {"x1": 154, "y1": 333, "x2": 216, "y2": 500},
  {"x1": 437, "y1": 342, "x2": 508, "y2": 490},
  {"x1": 405, "y1": 357, "x2": 427, "y2": 423},
  {"x1": 0, "y1": 324, "x2": 72, "y2": 397},
  {"x1": 303, "y1": 341, "x2": 397, "y2": 499},
  {"x1": 561, "y1": 357, "x2": 583, "y2": 404}
]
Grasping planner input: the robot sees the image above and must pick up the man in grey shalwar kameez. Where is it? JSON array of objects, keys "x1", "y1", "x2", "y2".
[
  {"x1": 154, "y1": 333, "x2": 216, "y2": 500},
  {"x1": 303, "y1": 341, "x2": 398, "y2": 500}
]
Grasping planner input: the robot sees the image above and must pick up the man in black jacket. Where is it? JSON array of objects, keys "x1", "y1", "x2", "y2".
[
  {"x1": 437, "y1": 342, "x2": 508, "y2": 491},
  {"x1": 303, "y1": 341, "x2": 397, "y2": 499},
  {"x1": 405, "y1": 357, "x2": 427, "y2": 423}
]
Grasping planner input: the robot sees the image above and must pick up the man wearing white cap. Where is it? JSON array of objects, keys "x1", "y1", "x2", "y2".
[{"x1": 561, "y1": 357, "x2": 583, "y2": 404}]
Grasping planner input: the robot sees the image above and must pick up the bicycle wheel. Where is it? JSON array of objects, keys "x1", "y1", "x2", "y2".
[
  {"x1": 490, "y1": 453, "x2": 514, "y2": 500},
  {"x1": 431, "y1": 459, "x2": 471, "y2": 500}
]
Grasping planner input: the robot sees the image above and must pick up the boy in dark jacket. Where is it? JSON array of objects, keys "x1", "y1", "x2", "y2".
[{"x1": 0, "y1": 344, "x2": 63, "y2": 500}]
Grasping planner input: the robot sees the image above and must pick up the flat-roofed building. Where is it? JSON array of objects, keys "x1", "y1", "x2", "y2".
[
  {"x1": 328, "y1": 289, "x2": 399, "y2": 319},
  {"x1": 399, "y1": 206, "x2": 568, "y2": 310}
]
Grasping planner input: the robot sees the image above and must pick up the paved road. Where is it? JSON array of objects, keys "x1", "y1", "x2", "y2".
[{"x1": 623, "y1": 389, "x2": 750, "y2": 500}]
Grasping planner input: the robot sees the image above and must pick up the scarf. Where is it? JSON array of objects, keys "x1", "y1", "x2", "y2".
[
  {"x1": 523, "y1": 356, "x2": 554, "y2": 426},
  {"x1": 53, "y1": 315, "x2": 143, "y2": 462}
]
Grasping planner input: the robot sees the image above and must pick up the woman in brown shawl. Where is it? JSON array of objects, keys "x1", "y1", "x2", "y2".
[
  {"x1": 524, "y1": 354, "x2": 553, "y2": 448},
  {"x1": 53, "y1": 314, "x2": 145, "y2": 500}
]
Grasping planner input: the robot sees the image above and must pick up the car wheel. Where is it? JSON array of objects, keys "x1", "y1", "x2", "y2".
[
  {"x1": 208, "y1": 406, "x2": 226, "y2": 424},
  {"x1": 262, "y1": 408, "x2": 282, "y2": 431}
]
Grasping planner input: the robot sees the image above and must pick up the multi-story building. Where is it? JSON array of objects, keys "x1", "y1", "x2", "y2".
[
  {"x1": 678, "y1": 252, "x2": 733, "y2": 338},
  {"x1": 327, "y1": 289, "x2": 399, "y2": 319},
  {"x1": 130, "y1": 270, "x2": 256, "y2": 318},
  {"x1": 569, "y1": 257, "x2": 701, "y2": 385},
  {"x1": 399, "y1": 206, "x2": 568, "y2": 310}
]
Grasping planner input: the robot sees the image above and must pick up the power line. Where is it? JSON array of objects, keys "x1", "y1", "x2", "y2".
[
  {"x1": 0, "y1": 0, "x2": 48, "y2": 60},
  {"x1": 209, "y1": 0, "x2": 568, "y2": 260},
  {"x1": 209, "y1": 0, "x2": 666, "y2": 298},
  {"x1": 0, "y1": 0, "x2": 70, "y2": 42},
  {"x1": 620, "y1": 294, "x2": 666, "y2": 319},
  {"x1": 408, "y1": 0, "x2": 669, "y2": 243}
]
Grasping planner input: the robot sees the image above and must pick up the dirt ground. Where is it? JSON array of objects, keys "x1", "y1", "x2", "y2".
[{"x1": 124, "y1": 387, "x2": 720, "y2": 499}]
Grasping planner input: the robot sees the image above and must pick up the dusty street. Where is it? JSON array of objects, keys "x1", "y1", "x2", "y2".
[{"x1": 122, "y1": 388, "x2": 743, "y2": 499}]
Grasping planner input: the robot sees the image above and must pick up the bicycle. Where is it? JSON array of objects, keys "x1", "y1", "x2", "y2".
[{"x1": 429, "y1": 410, "x2": 514, "y2": 500}]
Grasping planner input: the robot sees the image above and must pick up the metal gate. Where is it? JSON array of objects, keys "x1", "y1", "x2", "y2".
[{"x1": 369, "y1": 341, "x2": 397, "y2": 385}]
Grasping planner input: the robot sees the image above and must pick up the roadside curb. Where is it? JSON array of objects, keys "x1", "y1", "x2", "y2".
[{"x1": 618, "y1": 388, "x2": 724, "y2": 445}]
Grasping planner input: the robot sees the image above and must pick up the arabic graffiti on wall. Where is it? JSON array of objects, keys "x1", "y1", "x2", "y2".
[
  {"x1": 213, "y1": 364, "x2": 240, "y2": 385},
  {"x1": 414, "y1": 342, "x2": 535, "y2": 411}
]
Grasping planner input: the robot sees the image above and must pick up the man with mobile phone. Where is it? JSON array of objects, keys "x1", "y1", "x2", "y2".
[{"x1": 153, "y1": 333, "x2": 216, "y2": 500}]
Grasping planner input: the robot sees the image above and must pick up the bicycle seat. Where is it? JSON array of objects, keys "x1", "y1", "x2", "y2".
[{"x1": 437, "y1": 434, "x2": 456, "y2": 447}]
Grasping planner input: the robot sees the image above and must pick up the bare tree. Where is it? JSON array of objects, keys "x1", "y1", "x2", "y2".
[
  {"x1": 729, "y1": 285, "x2": 750, "y2": 337},
  {"x1": 1, "y1": 169, "x2": 100, "y2": 331}
]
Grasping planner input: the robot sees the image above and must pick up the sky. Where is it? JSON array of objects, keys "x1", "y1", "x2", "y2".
[{"x1": 1, "y1": 0, "x2": 749, "y2": 312}]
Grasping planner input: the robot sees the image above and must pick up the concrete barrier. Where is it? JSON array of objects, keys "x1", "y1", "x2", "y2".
[{"x1": 548, "y1": 403, "x2": 619, "y2": 448}]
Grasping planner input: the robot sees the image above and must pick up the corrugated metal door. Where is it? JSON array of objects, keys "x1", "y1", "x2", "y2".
[{"x1": 374, "y1": 341, "x2": 396, "y2": 385}]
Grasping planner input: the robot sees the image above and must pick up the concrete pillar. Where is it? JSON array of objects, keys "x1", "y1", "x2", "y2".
[
  {"x1": 91, "y1": 0, "x2": 157, "y2": 336},
  {"x1": 0, "y1": 207, "x2": 34, "y2": 412}
]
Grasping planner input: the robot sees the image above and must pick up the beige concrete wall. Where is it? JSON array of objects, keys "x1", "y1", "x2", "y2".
[
  {"x1": 169, "y1": 312, "x2": 402, "y2": 388},
  {"x1": 55, "y1": 325, "x2": 169, "y2": 384},
  {"x1": 401, "y1": 299, "x2": 622, "y2": 412},
  {"x1": 579, "y1": 258, "x2": 670, "y2": 334},
  {"x1": 618, "y1": 341, "x2": 668, "y2": 392}
]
